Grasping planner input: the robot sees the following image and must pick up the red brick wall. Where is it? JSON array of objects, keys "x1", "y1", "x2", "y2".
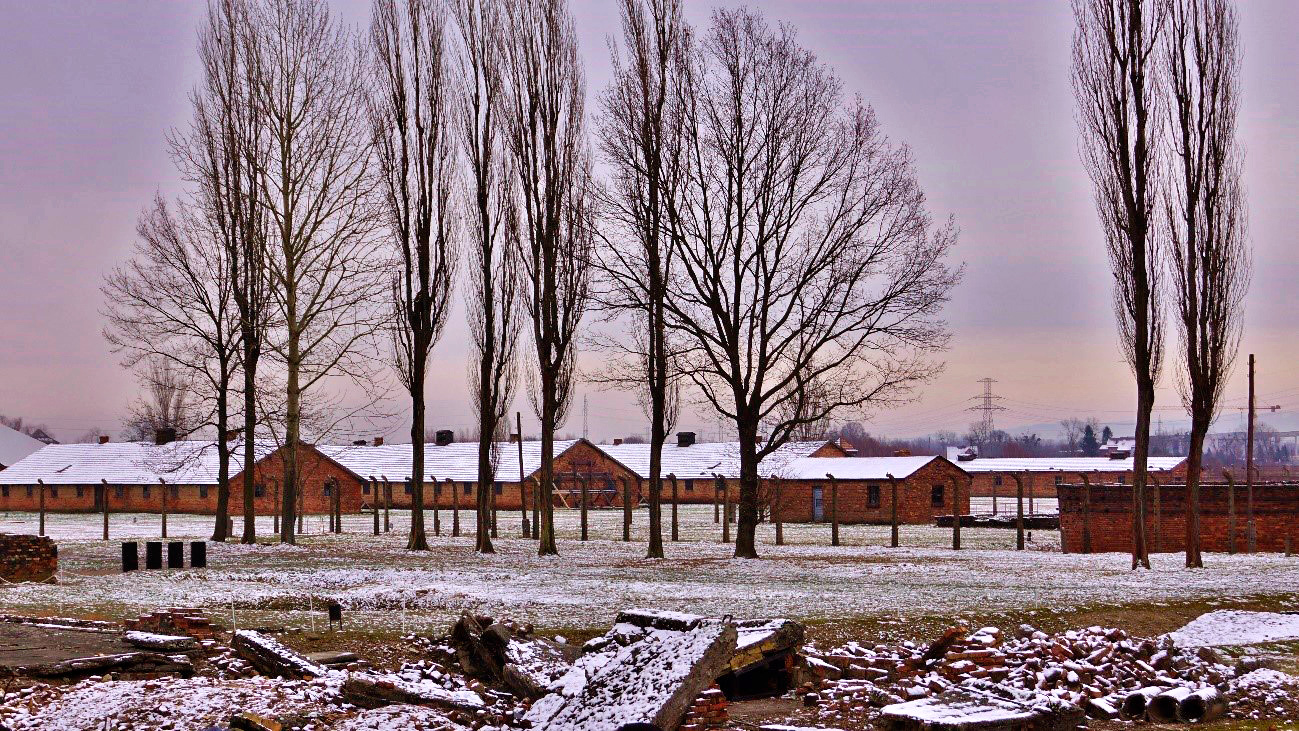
[
  {"x1": 1058, "y1": 481, "x2": 1299, "y2": 553},
  {"x1": 0, "y1": 444, "x2": 365, "y2": 515},
  {"x1": 969, "y1": 462, "x2": 1189, "y2": 500},
  {"x1": 770, "y1": 459, "x2": 971, "y2": 524},
  {"x1": 0, "y1": 534, "x2": 57, "y2": 582}
]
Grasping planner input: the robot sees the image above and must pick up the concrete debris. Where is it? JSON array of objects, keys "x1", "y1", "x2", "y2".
[
  {"x1": 525, "y1": 611, "x2": 738, "y2": 731},
  {"x1": 229, "y1": 711, "x2": 283, "y2": 731},
  {"x1": 448, "y1": 611, "x2": 574, "y2": 698},
  {"x1": 21, "y1": 651, "x2": 194, "y2": 680},
  {"x1": 338, "y1": 672, "x2": 485, "y2": 712},
  {"x1": 232, "y1": 630, "x2": 329, "y2": 680},
  {"x1": 880, "y1": 678, "x2": 1085, "y2": 730},
  {"x1": 124, "y1": 630, "x2": 200, "y2": 652}
]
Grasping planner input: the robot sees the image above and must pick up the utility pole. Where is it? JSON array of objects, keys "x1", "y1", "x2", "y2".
[{"x1": 1246, "y1": 353, "x2": 1255, "y2": 553}]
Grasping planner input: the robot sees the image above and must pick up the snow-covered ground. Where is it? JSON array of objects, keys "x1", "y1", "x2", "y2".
[
  {"x1": 2, "y1": 506, "x2": 1297, "y2": 633},
  {"x1": 1166, "y1": 609, "x2": 1299, "y2": 647}
]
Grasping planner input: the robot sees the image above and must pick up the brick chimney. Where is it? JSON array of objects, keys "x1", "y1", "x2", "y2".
[
  {"x1": 613, "y1": 438, "x2": 623, "y2": 446},
  {"x1": 434, "y1": 430, "x2": 454, "y2": 447},
  {"x1": 155, "y1": 428, "x2": 177, "y2": 446},
  {"x1": 677, "y1": 432, "x2": 695, "y2": 448},
  {"x1": 352, "y1": 439, "x2": 366, "y2": 446},
  {"x1": 509, "y1": 433, "x2": 520, "y2": 443},
  {"x1": 373, "y1": 436, "x2": 384, "y2": 447},
  {"x1": 98, "y1": 435, "x2": 110, "y2": 445}
]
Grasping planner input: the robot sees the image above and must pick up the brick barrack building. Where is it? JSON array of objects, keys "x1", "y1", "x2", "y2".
[
  {"x1": 769, "y1": 455, "x2": 970, "y2": 524},
  {"x1": 0, "y1": 438, "x2": 366, "y2": 515}
]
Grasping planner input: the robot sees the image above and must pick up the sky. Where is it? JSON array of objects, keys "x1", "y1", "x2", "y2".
[{"x1": 0, "y1": 0, "x2": 1296, "y2": 444}]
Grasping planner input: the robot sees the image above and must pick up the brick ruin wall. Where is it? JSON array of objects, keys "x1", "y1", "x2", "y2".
[
  {"x1": 0, "y1": 533, "x2": 57, "y2": 583},
  {"x1": 1058, "y1": 481, "x2": 1299, "y2": 554}
]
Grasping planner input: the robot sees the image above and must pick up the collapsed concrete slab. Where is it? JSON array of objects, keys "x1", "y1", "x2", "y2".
[
  {"x1": 338, "y1": 673, "x2": 485, "y2": 712},
  {"x1": 879, "y1": 679, "x2": 1085, "y2": 731},
  {"x1": 448, "y1": 611, "x2": 574, "y2": 698},
  {"x1": 233, "y1": 630, "x2": 329, "y2": 680},
  {"x1": 524, "y1": 614, "x2": 738, "y2": 731}
]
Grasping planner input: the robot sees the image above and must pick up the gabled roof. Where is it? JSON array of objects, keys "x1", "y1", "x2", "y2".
[
  {"x1": 953, "y1": 456, "x2": 1186, "y2": 473},
  {"x1": 0, "y1": 425, "x2": 44, "y2": 469},
  {"x1": 0, "y1": 439, "x2": 362, "y2": 486},
  {"x1": 0, "y1": 440, "x2": 275, "y2": 485},
  {"x1": 594, "y1": 440, "x2": 838, "y2": 481},
  {"x1": 317, "y1": 439, "x2": 592, "y2": 483},
  {"x1": 773, "y1": 455, "x2": 952, "y2": 481}
]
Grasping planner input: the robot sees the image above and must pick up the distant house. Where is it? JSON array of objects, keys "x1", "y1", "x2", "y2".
[
  {"x1": 957, "y1": 454, "x2": 1187, "y2": 499},
  {"x1": 0, "y1": 425, "x2": 44, "y2": 470},
  {"x1": 0, "y1": 438, "x2": 366, "y2": 515}
]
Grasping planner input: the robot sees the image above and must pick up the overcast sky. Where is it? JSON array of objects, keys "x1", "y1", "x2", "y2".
[{"x1": 1, "y1": 0, "x2": 1296, "y2": 444}]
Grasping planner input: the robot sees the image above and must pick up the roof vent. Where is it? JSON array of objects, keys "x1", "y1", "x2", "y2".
[
  {"x1": 352, "y1": 439, "x2": 367, "y2": 446},
  {"x1": 1108, "y1": 449, "x2": 1131, "y2": 459},
  {"x1": 155, "y1": 428, "x2": 177, "y2": 446},
  {"x1": 373, "y1": 436, "x2": 384, "y2": 447},
  {"x1": 613, "y1": 438, "x2": 623, "y2": 446},
  {"x1": 509, "y1": 433, "x2": 520, "y2": 443},
  {"x1": 98, "y1": 435, "x2": 110, "y2": 445},
  {"x1": 677, "y1": 431, "x2": 696, "y2": 448},
  {"x1": 894, "y1": 449, "x2": 912, "y2": 457},
  {"x1": 434, "y1": 430, "x2": 454, "y2": 447}
]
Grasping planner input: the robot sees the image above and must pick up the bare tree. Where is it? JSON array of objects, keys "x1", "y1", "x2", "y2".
[
  {"x1": 1164, "y1": 0, "x2": 1249, "y2": 568},
  {"x1": 663, "y1": 9, "x2": 960, "y2": 558},
  {"x1": 595, "y1": 0, "x2": 688, "y2": 559},
  {"x1": 452, "y1": 0, "x2": 523, "y2": 554},
  {"x1": 1072, "y1": 0, "x2": 1167, "y2": 569},
  {"x1": 188, "y1": 0, "x2": 273, "y2": 544},
  {"x1": 247, "y1": 0, "x2": 385, "y2": 544},
  {"x1": 370, "y1": 0, "x2": 461, "y2": 551},
  {"x1": 102, "y1": 197, "x2": 238, "y2": 540},
  {"x1": 501, "y1": 0, "x2": 594, "y2": 556}
]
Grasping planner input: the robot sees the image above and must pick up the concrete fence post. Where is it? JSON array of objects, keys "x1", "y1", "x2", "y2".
[
  {"x1": 579, "y1": 473, "x2": 589, "y2": 541},
  {"x1": 773, "y1": 478, "x2": 784, "y2": 546},
  {"x1": 1150, "y1": 474, "x2": 1162, "y2": 554},
  {"x1": 1223, "y1": 470, "x2": 1237, "y2": 555},
  {"x1": 1078, "y1": 473, "x2": 1093, "y2": 555},
  {"x1": 159, "y1": 478, "x2": 168, "y2": 539},
  {"x1": 431, "y1": 475, "x2": 441, "y2": 536},
  {"x1": 101, "y1": 478, "x2": 110, "y2": 541},
  {"x1": 370, "y1": 477, "x2": 380, "y2": 535},
  {"x1": 950, "y1": 475, "x2": 961, "y2": 551},
  {"x1": 1008, "y1": 473, "x2": 1024, "y2": 551},
  {"x1": 450, "y1": 478, "x2": 460, "y2": 538},
  {"x1": 669, "y1": 474, "x2": 679, "y2": 542},
  {"x1": 717, "y1": 474, "x2": 730, "y2": 544},
  {"x1": 381, "y1": 477, "x2": 391, "y2": 533},
  {"x1": 887, "y1": 474, "x2": 899, "y2": 548},
  {"x1": 623, "y1": 477, "x2": 632, "y2": 542},
  {"x1": 37, "y1": 479, "x2": 46, "y2": 537},
  {"x1": 827, "y1": 474, "x2": 840, "y2": 547}
]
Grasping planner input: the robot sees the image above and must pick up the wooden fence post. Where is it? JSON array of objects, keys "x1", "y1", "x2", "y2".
[
  {"x1": 717, "y1": 475, "x2": 730, "y2": 544},
  {"x1": 669, "y1": 473, "x2": 679, "y2": 542},
  {"x1": 1010, "y1": 473, "x2": 1024, "y2": 551},
  {"x1": 713, "y1": 478, "x2": 720, "y2": 524},
  {"x1": 950, "y1": 475, "x2": 961, "y2": 550},
  {"x1": 450, "y1": 478, "x2": 460, "y2": 538},
  {"x1": 991, "y1": 474, "x2": 998, "y2": 516},
  {"x1": 887, "y1": 473, "x2": 899, "y2": 548},
  {"x1": 827, "y1": 474, "x2": 840, "y2": 547},
  {"x1": 334, "y1": 478, "x2": 342, "y2": 534},
  {"x1": 1226, "y1": 470, "x2": 1236, "y2": 555},
  {"x1": 37, "y1": 479, "x2": 45, "y2": 537},
  {"x1": 1078, "y1": 473, "x2": 1092, "y2": 554},
  {"x1": 773, "y1": 478, "x2": 784, "y2": 546},
  {"x1": 371, "y1": 478, "x2": 379, "y2": 535},
  {"x1": 159, "y1": 478, "x2": 168, "y2": 539}
]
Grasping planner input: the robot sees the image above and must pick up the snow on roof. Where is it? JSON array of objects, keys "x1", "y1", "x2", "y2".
[
  {"x1": 773, "y1": 455, "x2": 946, "y2": 481},
  {"x1": 317, "y1": 440, "x2": 581, "y2": 483},
  {"x1": 0, "y1": 424, "x2": 44, "y2": 468},
  {"x1": 0, "y1": 440, "x2": 280, "y2": 485},
  {"x1": 594, "y1": 440, "x2": 835, "y2": 481},
  {"x1": 952, "y1": 456, "x2": 1185, "y2": 473}
]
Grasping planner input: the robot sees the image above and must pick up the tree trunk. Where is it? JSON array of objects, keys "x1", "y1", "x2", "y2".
[
  {"x1": 241, "y1": 345, "x2": 258, "y2": 544},
  {"x1": 1184, "y1": 420, "x2": 1207, "y2": 567},
  {"x1": 213, "y1": 383, "x2": 231, "y2": 542},
  {"x1": 1131, "y1": 372, "x2": 1154, "y2": 569},
  {"x1": 538, "y1": 382, "x2": 558, "y2": 555},
  {"x1": 282, "y1": 326, "x2": 300, "y2": 545},
  {"x1": 734, "y1": 422, "x2": 760, "y2": 558},
  {"x1": 409, "y1": 358, "x2": 429, "y2": 551}
]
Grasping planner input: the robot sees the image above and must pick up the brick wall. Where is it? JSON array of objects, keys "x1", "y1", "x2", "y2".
[
  {"x1": 0, "y1": 444, "x2": 365, "y2": 516},
  {"x1": 0, "y1": 533, "x2": 57, "y2": 582},
  {"x1": 1058, "y1": 481, "x2": 1299, "y2": 553},
  {"x1": 969, "y1": 462, "x2": 1189, "y2": 500},
  {"x1": 771, "y1": 459, "x2": 971, "y2": 524}
]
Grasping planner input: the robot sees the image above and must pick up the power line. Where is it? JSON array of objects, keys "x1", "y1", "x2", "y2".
[{"x1": 967, "y1": 377, "x2": 1007, "y2": 438}]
